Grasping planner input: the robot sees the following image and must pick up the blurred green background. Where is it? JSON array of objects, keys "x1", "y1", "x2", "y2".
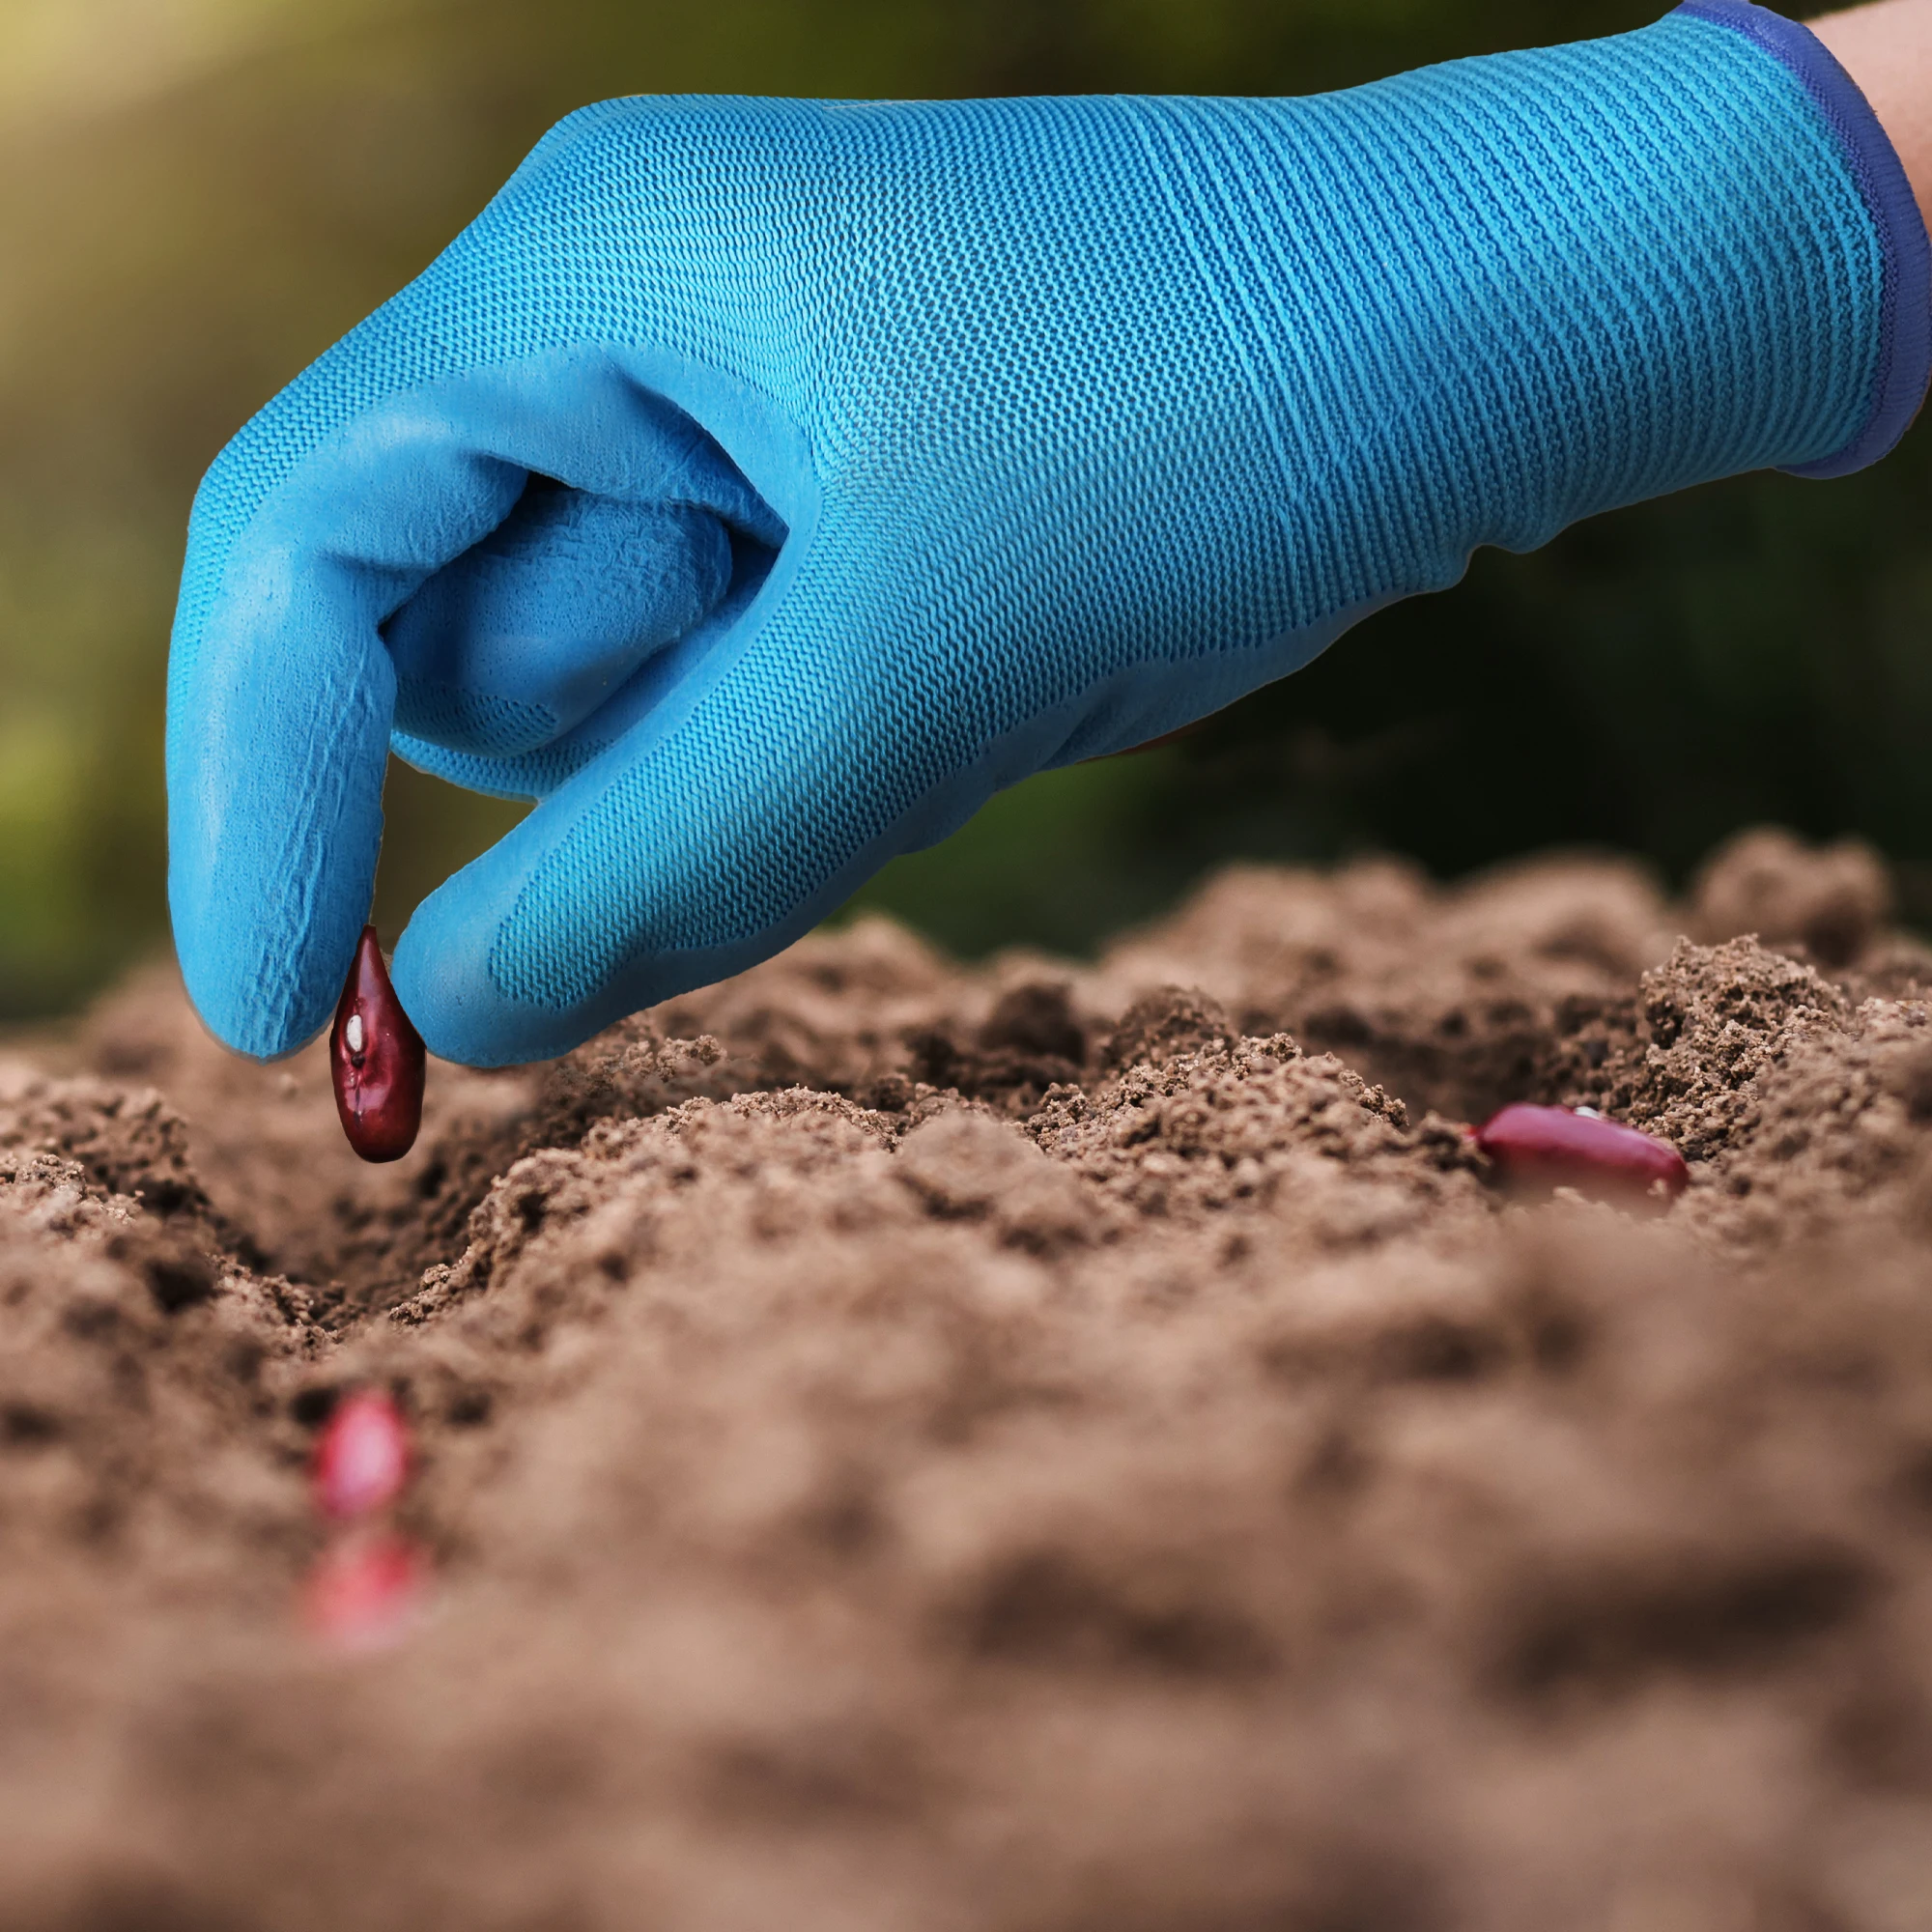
[{"x1": 2, "y1": 0, "x2": 1926, "y2": 1022}]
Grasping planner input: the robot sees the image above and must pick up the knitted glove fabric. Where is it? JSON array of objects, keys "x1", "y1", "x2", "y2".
[{"x1": 167, "y1": 0, "x2": 1929, "y2": 1066}]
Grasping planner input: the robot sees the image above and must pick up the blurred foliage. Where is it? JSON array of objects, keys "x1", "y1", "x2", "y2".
[{"x1": 1, "y1": 0, "x2": 1925, "y2": 1018}]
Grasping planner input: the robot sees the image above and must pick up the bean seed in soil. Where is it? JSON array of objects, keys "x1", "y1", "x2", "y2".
[
  {"x1": 1474, "y1": 1103, "x2": 1689, "y2": 1203},
  {"x1": 329, "y1": 926, "x2": 425, "y2": 1163},
  {"x1": 312, "y1": 1390, "x2": 411, "y2": 1521},
  {"x1": 301, "y1": 1533, "x2": 425, "y2": 1654}
]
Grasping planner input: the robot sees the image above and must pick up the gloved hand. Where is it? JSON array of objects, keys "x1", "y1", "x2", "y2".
[{"x1": 167, "y1": 0, "x2": 1927, "y2": 1066}]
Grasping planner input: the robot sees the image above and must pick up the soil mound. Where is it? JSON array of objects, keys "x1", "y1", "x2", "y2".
[{"x1": 5, "y1": 827, "x2": 1932, "y2": 1930}]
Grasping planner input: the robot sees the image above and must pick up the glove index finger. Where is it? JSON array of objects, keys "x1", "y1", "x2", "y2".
[{"x1": 168, "y1": 405, "x2": 527, "y2": 1060}]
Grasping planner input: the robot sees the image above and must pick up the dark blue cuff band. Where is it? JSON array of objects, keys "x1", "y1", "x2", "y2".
[{"x1": 1675, "y1": 0, "x2": 1932, "y2": 477}]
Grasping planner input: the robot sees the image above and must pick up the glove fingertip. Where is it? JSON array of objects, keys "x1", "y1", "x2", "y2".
[{"x1": 392, "y1": 866, "x2": 572, "y2": 1068}]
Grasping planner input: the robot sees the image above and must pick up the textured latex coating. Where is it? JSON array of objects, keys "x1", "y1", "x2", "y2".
[{"x1": 167, "y1": 2, "x2": 1929, "y2": 1065}]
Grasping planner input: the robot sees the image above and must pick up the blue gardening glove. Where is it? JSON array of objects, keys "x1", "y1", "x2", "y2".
[{"x1": 168, "y1": 0, "x2": 1928, "y2": 1066}]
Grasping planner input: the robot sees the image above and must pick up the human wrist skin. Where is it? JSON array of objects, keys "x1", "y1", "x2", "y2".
[
  {"x1": 1808, "y1": 0, "x2": 1932, "y2": 234},
  {"x1": 167, "y1": 3, "x2": 1932, "y2": 1065}
]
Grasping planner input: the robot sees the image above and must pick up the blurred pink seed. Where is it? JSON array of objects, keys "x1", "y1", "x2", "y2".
[
  {"x1": 312, "y1": 1389, "x2": 411, "y2": 1521},
  {"x1": 301, "y1": 1533, "x2": 425, "y2": 1654},
  {"x1": 1474, "y1": 1103, "x2": 1689, "y2": 1204}
]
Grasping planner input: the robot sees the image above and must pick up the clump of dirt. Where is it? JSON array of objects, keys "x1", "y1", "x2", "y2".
[
  {"x1": 4, "y1": 825, "x2": 1932, "y2": 1931},
  {"x1": 1687, "y1": 824, "x2": 1894, "y2": 968}
]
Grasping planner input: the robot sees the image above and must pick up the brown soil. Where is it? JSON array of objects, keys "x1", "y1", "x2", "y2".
[{"x1": 6, "y1": 825, "x2": 1932, "y2": 1931}]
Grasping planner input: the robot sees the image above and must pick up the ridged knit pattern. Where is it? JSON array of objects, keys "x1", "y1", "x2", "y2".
[
  {"x1": 168, "y1": 9, "x2": 1907, "y2": 1059},
  {"x1": 393, "y1": 679, "x2": 559, "y2": 757}
]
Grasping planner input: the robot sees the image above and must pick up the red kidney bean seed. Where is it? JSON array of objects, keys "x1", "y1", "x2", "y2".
[
  {"x1": 312, "y1": 1389, "x2": 411, "y2": 1521},
  {"x1": 301, "y1": 1532, "x2": 425, "y2": 1654},
  {"x1": 329, "y1": 926, "x2": 425, "y2": 1163},
  {"x1": 1474, "y1": 1103, "x2": 1689, "y2": 1204}
]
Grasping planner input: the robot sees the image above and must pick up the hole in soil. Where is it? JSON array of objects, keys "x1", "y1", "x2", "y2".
[
  {"x1": 1, "y1": 1402, "x2": 62, "y2": 1446},
  {"x1": 961, "y1": 1549, "x2": 1275, "y2": 1681},
  {"x1": 1499, "y1": 1548, "x2": 1874, "y2": 1706},
  {"x1": 289, "y1": 1386, "x2": 339, "y2": 1429},
  {"x1": 1375, "y1": 1315, "x2": 1506, "y2": 1384}
]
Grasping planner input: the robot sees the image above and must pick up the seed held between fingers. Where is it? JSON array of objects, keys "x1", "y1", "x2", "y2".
[
  {"x1": 1474, "y1": 1103, "x2": 1689, "y2": 1205},
  {"x1": 329, "y1": 926, "x2": 425, "y2": 1162}
]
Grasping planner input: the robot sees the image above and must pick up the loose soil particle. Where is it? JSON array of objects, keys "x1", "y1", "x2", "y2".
[{"x1": 3, "y1": 826, "x2": 1932, "y2": 1930}]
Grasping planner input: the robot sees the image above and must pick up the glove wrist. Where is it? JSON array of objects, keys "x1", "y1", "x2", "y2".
[
  {"x1": 1139, "y1": 0, "x2": 1929, "y2": 608},
  {"x1": 1677, "y1": 0, "x2": 1931, "y2": 477}
]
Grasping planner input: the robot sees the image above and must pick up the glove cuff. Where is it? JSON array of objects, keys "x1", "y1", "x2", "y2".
[{"x1": 1680, "y1": 0, "x2": 1931, "y2": 477}]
